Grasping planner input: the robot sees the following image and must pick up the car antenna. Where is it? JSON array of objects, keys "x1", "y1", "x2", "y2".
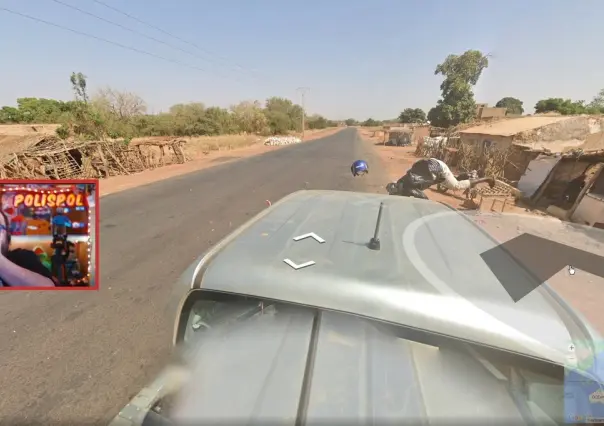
[{"x1": 368, "y1": 202, "x2": 384, "y2": 251}]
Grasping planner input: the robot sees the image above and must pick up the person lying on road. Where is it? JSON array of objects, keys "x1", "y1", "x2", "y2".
[{"x1": 391, "y1": 158, "x2": 495, "y2": 199}]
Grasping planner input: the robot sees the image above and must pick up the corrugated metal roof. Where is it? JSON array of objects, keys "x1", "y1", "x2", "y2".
[{"x1": 459, "y1": 116, "x2": 574, "y2": 137}]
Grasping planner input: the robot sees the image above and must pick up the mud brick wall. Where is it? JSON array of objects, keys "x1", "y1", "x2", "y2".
[{"x1": 514, "y1": 116, "x2": 604, "y2": 144}]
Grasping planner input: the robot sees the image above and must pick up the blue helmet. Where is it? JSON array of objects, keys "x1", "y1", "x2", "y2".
[{"x1": 351, "y1": 160, "x2": 369, "y2": 176}]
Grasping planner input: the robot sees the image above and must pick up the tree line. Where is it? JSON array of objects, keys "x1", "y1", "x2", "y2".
[
  {"x1": 0, "y1": 72, "x2": 339, "y2": 141},
  {"x1": 395, "y1": 50, "x2": 604, "y2": 127}
]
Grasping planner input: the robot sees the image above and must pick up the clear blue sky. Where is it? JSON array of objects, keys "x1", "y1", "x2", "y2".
[{"x1": 1, "y1": 0, "x2": 602, "y2": 120}]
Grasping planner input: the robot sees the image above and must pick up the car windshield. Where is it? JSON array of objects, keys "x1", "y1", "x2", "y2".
[
  {"x1": 168, "y1": 300, "x2": 594, "y2": 425},
  {"x1": 182, "y1": 294, "x2": 272, "y2": 347}
]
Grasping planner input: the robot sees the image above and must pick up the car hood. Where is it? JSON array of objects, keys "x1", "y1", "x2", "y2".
[{"x1": 196, "y1": 190, "x2": 600, "y2": 366}]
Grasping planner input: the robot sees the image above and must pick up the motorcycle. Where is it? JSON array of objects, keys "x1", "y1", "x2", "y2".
[
  {"x1": 385, "y1": 180, "x2": 429, "y2": 199},
  {"x1": 386, "y1": 182, "x2": 398, "y2": 195}
]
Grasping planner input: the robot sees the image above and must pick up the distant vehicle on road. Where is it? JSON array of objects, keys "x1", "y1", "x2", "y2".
[{"x1": 108, "y1": 190, "x2": 603, "y2": 426}]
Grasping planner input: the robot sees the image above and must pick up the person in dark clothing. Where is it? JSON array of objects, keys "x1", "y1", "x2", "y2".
[
  {"x1": 387, "y1": 158, "x2": 496, "y2": 199},
  {"x1": 63, "y1": 240, "x2": 82, "y2": 282},
  {"x1": 0, "y1": 211, "x2": 55, "y2": 287},
  {"x1": 562, "y1": 173, "x2": 587, "y2": 206}
]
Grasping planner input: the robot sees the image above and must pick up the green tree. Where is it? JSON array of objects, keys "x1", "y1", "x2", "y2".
[
  {"x1": 170, "y1": 102, "x2": 205, "y2": 117},
  {"x1": 534, "y1": 98, "x2": 588, "y2": 115},
  {"x1": 0, "y1": 72, "x2": 339, "y2": 140},
  {"x1": 67, "y1": 72, "x2": 106, "y2": 139},
  {"x1": 265, "y1": 111, "x2": 291, "y2": 135},
  {"x1": 429, "y1": 50, "x2": 489, "y2": 127},
  {"x1": 495, "y1": 97, "x2": 524, "y2": 115},
  {"x1": 93, "y1": 88, "x2": 147, "y2": 120},
  {"x1": 0, "y1": 106, "x2": 23, "y2": 123},
  {"x1": 588, "y1": 88, "x2": 604, "y2": 113},
  {"x1": 200, "y1": 107, "x2": 237, "y2": 136},
  {"x1": 427, "y1": 105, "x2": 443, "y2": 125},
  {"x1": 264, "y1": 97, "x2": 303, "y2": 133},
  {"x1": 398, "y1": 108, "x2": 427, "y2": 124},
  {"x1": 344, "y1": 118, "x2": 357, "y2": 126},
  {"x1": 70, "y1": 72, "x2": 89, "y2": 104},
  {"x1": 306, "y1": 114, "x2": 329, "y2": 130},
  {"x1": 167, "y1": 103, "x2": 207, "y2": 136},
  {"x1": 362, "y1": 118, "x2": 380, "y2": 127},
  {"x1": 4, "y1": 98, "x2": 74, "y2": 123},
  {"x1": 230, "y1": 101, "x2": 268, "y2": 134},
  {"x1": 92, "y1": 88, "x2": 147, "y2": 138}
]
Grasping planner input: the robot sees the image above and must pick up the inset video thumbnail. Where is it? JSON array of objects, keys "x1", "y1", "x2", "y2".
[{"x1": 0, "y1": 180, "x2": 98, "y2": 289}]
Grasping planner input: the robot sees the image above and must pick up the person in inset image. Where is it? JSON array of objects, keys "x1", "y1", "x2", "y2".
[
  {"x1": 0, "y1": 211, "x2": 55, "y2": 287},
  {"x1": 65, "y1": 241, "x2": 82, "y2": 280}
]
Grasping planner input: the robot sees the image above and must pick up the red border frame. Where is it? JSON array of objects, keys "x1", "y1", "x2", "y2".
[{"x1": 0, "y1": 179, "x2": 100, "y2": 291}]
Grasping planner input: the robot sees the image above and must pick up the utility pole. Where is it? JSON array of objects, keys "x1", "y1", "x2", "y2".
[{"x1": 296, "y1": 87, "x2": 310, "y2": 140}]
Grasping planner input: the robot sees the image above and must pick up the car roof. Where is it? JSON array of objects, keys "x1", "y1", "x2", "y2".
[
  {"x1": 195, "y1": 189, "x2": 597, "y2": 365},
  {"x1": 113, "y1": 304, "x2": 569, "y2": 426}
]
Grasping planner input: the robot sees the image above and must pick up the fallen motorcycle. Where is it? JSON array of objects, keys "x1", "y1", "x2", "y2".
[
  {"x1": 386, "y1": 182, "x2": 398, "y2": 195},
  {"x1": 385, "y1": 181, "x2": 428, "y2": 199}
]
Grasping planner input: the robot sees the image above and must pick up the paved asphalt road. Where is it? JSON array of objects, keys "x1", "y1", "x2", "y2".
[{"x1": 0, "y1": 128, "x2": 391, "y2": 424}]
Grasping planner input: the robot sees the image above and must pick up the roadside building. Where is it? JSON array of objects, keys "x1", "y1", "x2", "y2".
[
  {"x1": 411, "y1": 124, "x2": 431, "y2": 144},
  {"x1": 475, "y1": 103, "x2": 508, "y2": 120},
  {"x1": 383, "y1": 124, "x2": 430, "y2": 146},
  {"x1": 458, "y1": 115, "x2": 604, "y2": 182},
  {"x1": 521, "y1": 131, "x2": 604, "y2": 227}
]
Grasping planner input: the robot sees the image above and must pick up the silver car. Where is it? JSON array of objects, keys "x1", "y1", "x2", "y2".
[{"x1": 109, "y1": 190, "x2": 604, "y2": 426}]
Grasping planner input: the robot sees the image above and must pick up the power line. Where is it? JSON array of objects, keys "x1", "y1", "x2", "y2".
[
  {"x1": 1, "y1": 6, "x2": 302, "y2": 104},
  {"x1": 1, "y1": 7, "x2": 213, "y2": 76},
  {"x1": 88, "y1": 0, "x2": 263, "y2": 79},
  {"x1": 48, "y1": 0, "x2": 257, "y2": 83}
]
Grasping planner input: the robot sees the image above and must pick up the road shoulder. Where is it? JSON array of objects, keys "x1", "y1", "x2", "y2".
[{"x1": 100, "y1": 128, "x2": 343, "y2": 197}]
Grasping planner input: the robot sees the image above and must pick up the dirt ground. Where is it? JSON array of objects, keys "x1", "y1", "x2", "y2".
[
  {"x1": 359, "y1": 128, "x2": 536, "y2": 215},
  {"x1": 0, "y1": 124, "x2": 61, "y2": 135},
  {"x1": 360, "y1": 128, "x2": 604, "y2": 337},
  {"x1": 99, "y1": 127, "x2": 342, "y2": 197}
]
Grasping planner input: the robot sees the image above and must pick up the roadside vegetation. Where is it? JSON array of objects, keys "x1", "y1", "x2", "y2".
[
  {"x1": 365, "y1": 49, "x2": 604, "y2": 128},
  {"x1": 0, "y1": 72, "x2": 339, "y2": 142}
]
